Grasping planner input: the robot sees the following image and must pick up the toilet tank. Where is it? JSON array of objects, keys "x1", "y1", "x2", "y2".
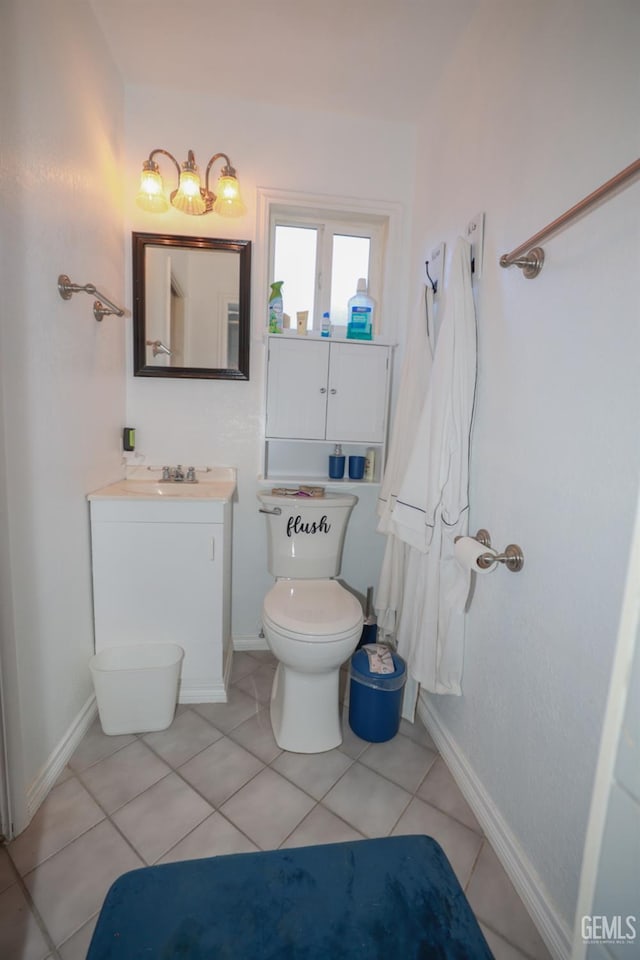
[{"x1": 258, "y1": 492, "x2": 357, "y2": 579}]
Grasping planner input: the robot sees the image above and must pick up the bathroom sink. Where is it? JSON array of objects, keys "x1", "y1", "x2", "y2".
[{"x1": 88, "y1": 468, "x2": 236, "y2": 502}]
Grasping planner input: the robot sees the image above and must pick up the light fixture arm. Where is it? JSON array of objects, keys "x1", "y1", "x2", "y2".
[
  {"x1": 147, "y1": 148, "x2": 181, "y2": 181},
  {"x1": 204, "y1": 152, "x2": 235, "y2": 195}
]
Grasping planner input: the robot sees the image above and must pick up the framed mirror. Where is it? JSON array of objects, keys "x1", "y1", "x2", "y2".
[{"x1": 132, "y1": 232, "x2": 251, "y2": 380}]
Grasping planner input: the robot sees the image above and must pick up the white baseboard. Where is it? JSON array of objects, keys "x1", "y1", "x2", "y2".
[
  {"x1": 417, "y1": 694, "x2": 572, "y2": 960},
  {"x1": 26, "y1": 694, "x2": 98, "y2": 821},
  {"x1": 233, "y1": 634, "x2": 269, "y2": 651},
  {"x1": 179, "y1": 680, "x2": 228, "y2": 703}
]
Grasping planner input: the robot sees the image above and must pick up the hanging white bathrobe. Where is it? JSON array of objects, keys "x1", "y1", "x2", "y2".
[
  {"x1": 391, "y1": 237, "x2": 477, "y2": 695},
  {"x1": 375, "y1": 285, "x2": 435, "y2": 641}
]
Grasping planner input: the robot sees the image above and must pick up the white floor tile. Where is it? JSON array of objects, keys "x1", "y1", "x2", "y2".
[
  {"x1": 179, "y1": 736, "x2": 264, "y2": 807},
  {"x1": 359, "y1": 733, "x2": 438, "y2": 793},
  {"x1": 57, "y1": 915, "x2": 98, "y2": 960},
  {"x1": 465, "y1": 844, "x2": 552, "y2": 959},
  {"x1": 226, "y1": 708, "x2": 282, "y2": 763},
  {"x1": 192, "y1": 688, "x2": 259, "y2": 733},
  {"x1": 23, "y1": 820, "x2": 143, "y2": 948},
  {"x1": 220, "y1": 768, "x2": 315, "y2": 849},
  {"x1": 271, "y1": 748, "x2": 353, "y2": 800},
  {"x1": 111, "y1": 773, "x2": 213, "y2": 864},
  {"x1": 480, "y1": 924, "x2": 536, "y2": 960},
  {"x1": 158, "y1": 812, "x2": 259, "y2": 862},
  {"x1": 391, "y1": 796, "x2": 483, "y2": 889},
  {"x1": 8, "y1": 778, "x2": 104, "y2": 876},
  {"x1": 67, "y1": 720, "x2": 136, "y2": 773},
  {"x1": 78, "y1": 739, "x2": 172, "y2": 813},
  {"x1": 229, "y1": 651, "x2": 262, "y2": 683},
  {"x1": 338, "y1": 713, "x2": 371, "y2": 759},
  {"x1": 0, "y1": 882, "x2": 51, "y2": 960},
  {"x1": 322, "y1": 762, "x2": 412, "y2": 837},
  {"x1": 398, "y1": 717, "x2": 438, "y2": 751},
  {"x1": 233, "y1": 663, "x2": 276, "y2": 704},
  {"x1": 281, "y1": 805, "x2": 365, "y2": 849},
  {"x1": 417, "y1": 756, "x2": 483, "y2": 833},
  {"x1": 0, "y1": 846, "x2": 17, "y2": 894},
  {"x1": 142, "y1": 709, "x2": 223, "y2": 766}
]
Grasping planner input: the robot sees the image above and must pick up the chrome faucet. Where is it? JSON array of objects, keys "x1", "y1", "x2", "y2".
[{"x1": 160, "y1": 465, "x2": 198, "y2": 483}]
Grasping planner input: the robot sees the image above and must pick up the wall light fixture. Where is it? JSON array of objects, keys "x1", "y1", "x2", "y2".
[{"x1": 136, "y1": 148, "x2": 245, "y2": 217}]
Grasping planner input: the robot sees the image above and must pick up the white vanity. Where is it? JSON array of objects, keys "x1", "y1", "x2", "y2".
[{"x1": 88, "y1": 468, "x2": 235, "y2": 703}]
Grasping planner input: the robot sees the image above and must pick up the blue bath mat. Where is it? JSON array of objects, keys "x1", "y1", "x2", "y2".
[{"x1": 87, "y1": 835, "x2": 493, "y2": 959}]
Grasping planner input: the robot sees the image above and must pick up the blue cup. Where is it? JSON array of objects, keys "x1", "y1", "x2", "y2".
[
  {"x1": 348, "y1": 455, "x2": 366, "y2": 480},
  {"x1": 329, "y1": 455, "x2": 346, "y2": 479}
]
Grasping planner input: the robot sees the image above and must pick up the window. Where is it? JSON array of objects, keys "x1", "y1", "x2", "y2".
[{"x1": 269, "y1": 207, "x2": 386, "y2": 333}]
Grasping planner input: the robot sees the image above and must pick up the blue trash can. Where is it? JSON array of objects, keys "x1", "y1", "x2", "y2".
[{"x1": 348, "y1": 645, "x2": 407, "y2": 742}]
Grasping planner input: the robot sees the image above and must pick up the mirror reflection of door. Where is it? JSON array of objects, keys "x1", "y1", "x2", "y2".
[
  {"x1": 145, "y1": 246, "x2": 240, "y2": 370},
  {"x1": 170, "y1": 275, "x2": 185, "y2": 365}
]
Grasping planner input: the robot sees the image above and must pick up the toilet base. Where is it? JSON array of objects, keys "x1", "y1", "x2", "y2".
[{"x1": 270, "y1": 662, "x2": 342, "y2": 753}]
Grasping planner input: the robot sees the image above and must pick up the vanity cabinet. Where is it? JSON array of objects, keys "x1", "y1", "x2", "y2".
[
  {"x1": 264, "y1": 335, "x2": 392, "y2": 482},
  {"x1": 89, "y1": 494, "x2": 233, "y2": 703}
]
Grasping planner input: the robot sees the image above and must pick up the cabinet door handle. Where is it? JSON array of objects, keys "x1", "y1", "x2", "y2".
[
  {"x1": 330, "y1": 388, "x2": 337, "y2": 395},
  {"x1": 319, "y1": 387, "x2": 327, "y2": 394},
  {"x1": 210, "y1": 537, "x2": 215, "y2": 561}
]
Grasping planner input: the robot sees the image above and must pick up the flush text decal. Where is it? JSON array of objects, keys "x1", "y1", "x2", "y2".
[{"x1": 286, "y1": 515, "x2": 332, "y2": 537}]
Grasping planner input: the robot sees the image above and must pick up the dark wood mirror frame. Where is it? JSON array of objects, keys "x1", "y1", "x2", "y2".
[{"x1": 132, "y1": 232, "x2": 251, "y2": 380}]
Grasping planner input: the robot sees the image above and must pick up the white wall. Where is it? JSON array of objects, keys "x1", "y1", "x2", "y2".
[
  {"x1": 123, "y1": 87, "x2": 415, "y2": 641},
  {"x1": 409, "y1": 0, "x2": 640, "y2": 940},
  {"x1": 0, "y1": 0, "x2": 125, "y2": 826}
]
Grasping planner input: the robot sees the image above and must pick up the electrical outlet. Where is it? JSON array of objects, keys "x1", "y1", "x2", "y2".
[{"x1": 466, "y1": 212, "x2": 485, "y2": 279}]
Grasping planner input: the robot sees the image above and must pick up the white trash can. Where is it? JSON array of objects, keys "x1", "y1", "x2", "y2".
[{"x1": 89, "y1": 643, "x2": 184, "y2": 735}]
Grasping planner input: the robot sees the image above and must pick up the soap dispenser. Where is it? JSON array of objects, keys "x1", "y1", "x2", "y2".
[{"x1": 328, "y1": 444, "x2": 345, "y2": 480}]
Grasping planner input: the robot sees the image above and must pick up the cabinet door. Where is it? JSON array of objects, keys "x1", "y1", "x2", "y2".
[
  {"x1": 91, "y1": 520, "x2": 223, "y2": 687},
  {"x1": 325, "y1": 342, "x2": 389, "y2": 442},
  {"x1": 265, "y1": 338, "x2": 329, "y2": 439}
]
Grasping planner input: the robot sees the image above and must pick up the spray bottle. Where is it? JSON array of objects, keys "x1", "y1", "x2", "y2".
[{"x1": 268, "y1": 281, "x2": 284, "y2": 333}]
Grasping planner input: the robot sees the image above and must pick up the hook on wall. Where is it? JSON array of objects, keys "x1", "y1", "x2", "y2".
[
  {"x1": 58, "y1": 275, "x2": 125, "y2": 323},
  {"x1": 425, "y1": 261, "x2": 438, "y2": 295}
]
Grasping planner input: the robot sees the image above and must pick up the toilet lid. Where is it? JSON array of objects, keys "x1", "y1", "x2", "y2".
[{"x1": 264, "y1": 580, "x2": 362, "y2": 638}]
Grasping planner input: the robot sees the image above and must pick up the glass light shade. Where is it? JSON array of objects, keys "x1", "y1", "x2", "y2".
[
  {"x1": 172, "y1": 167, "x2": 206, "y2": 215},
  {"x1": 211, "y1": 174, "x2": 246, "y2": 217},
  {"x1": 136, "y1": 167, "x2": 169, "y2": 212}
]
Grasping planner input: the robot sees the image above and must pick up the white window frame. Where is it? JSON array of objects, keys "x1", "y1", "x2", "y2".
[
  {"x1": 270, "y1": 213, "x2": 385, "y2": 331},
  {"x1": 255, "y1": 188, "x2": 403, "y2": 339}
]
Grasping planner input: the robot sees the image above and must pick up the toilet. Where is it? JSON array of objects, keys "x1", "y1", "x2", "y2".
[{"x1": 258, "y1": 491, "x2": 363, "y2": 753}]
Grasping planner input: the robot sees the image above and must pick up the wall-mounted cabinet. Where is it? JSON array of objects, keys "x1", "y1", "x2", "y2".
[{"x1": 263, "y1": 334, "x2": 392, "y2": 483}]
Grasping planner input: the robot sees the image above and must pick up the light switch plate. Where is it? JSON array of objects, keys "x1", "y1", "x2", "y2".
[{"x1": 466, "y1": 212, "x2": 485, "y2": 279}]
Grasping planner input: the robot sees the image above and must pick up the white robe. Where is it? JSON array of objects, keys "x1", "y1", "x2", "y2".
[
  {"x1": 375, "y1": 285, "x2": 434, "y2": 645},
  {"x1": 391, "y1": 237, "x2": 477, "y2": 695}
]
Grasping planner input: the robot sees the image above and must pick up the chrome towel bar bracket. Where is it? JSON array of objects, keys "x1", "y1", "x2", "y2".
[{"x1": 58, "y1": 274, "x2": 125, "y2": 322}]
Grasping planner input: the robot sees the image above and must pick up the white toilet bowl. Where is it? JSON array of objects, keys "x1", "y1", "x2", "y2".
[{"x1": 262, "y1": 578, "x2": 362, "y2": 753}]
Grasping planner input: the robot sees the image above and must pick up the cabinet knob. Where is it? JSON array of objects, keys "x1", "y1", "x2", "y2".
[
  {"x1": 319, "y1": 387, "x2": 327, "y2": 394},
  {"x1": 330, "y1": 388, "x2": 337, "y2": 395}
]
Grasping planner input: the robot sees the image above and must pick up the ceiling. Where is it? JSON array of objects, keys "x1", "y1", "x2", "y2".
[{"x1": 89, "y1": 0, "x2": 478, "y2": 122}]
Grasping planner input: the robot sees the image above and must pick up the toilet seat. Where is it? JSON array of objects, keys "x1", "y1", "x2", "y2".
[{"x1": 263, "y1": 579, "x2": 362, "y2": 641}]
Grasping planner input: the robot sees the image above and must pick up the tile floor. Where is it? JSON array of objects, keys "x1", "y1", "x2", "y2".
[{"x1": 1, "y1": 650, "x2": 552, "y2": 960}]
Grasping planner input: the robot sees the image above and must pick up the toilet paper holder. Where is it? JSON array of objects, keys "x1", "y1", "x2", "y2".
[{"x1": 457, "y1": 529, "x2": 524, "y2": 573}]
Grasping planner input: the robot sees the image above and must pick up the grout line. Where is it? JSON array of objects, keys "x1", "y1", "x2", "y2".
[{"x1": 2, "y1": 842, "x2": 62, "y2": 960}]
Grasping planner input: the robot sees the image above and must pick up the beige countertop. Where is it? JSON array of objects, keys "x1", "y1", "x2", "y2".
[{"x1": 87, "y1": 467, "x2": 236, "y2": 502}]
